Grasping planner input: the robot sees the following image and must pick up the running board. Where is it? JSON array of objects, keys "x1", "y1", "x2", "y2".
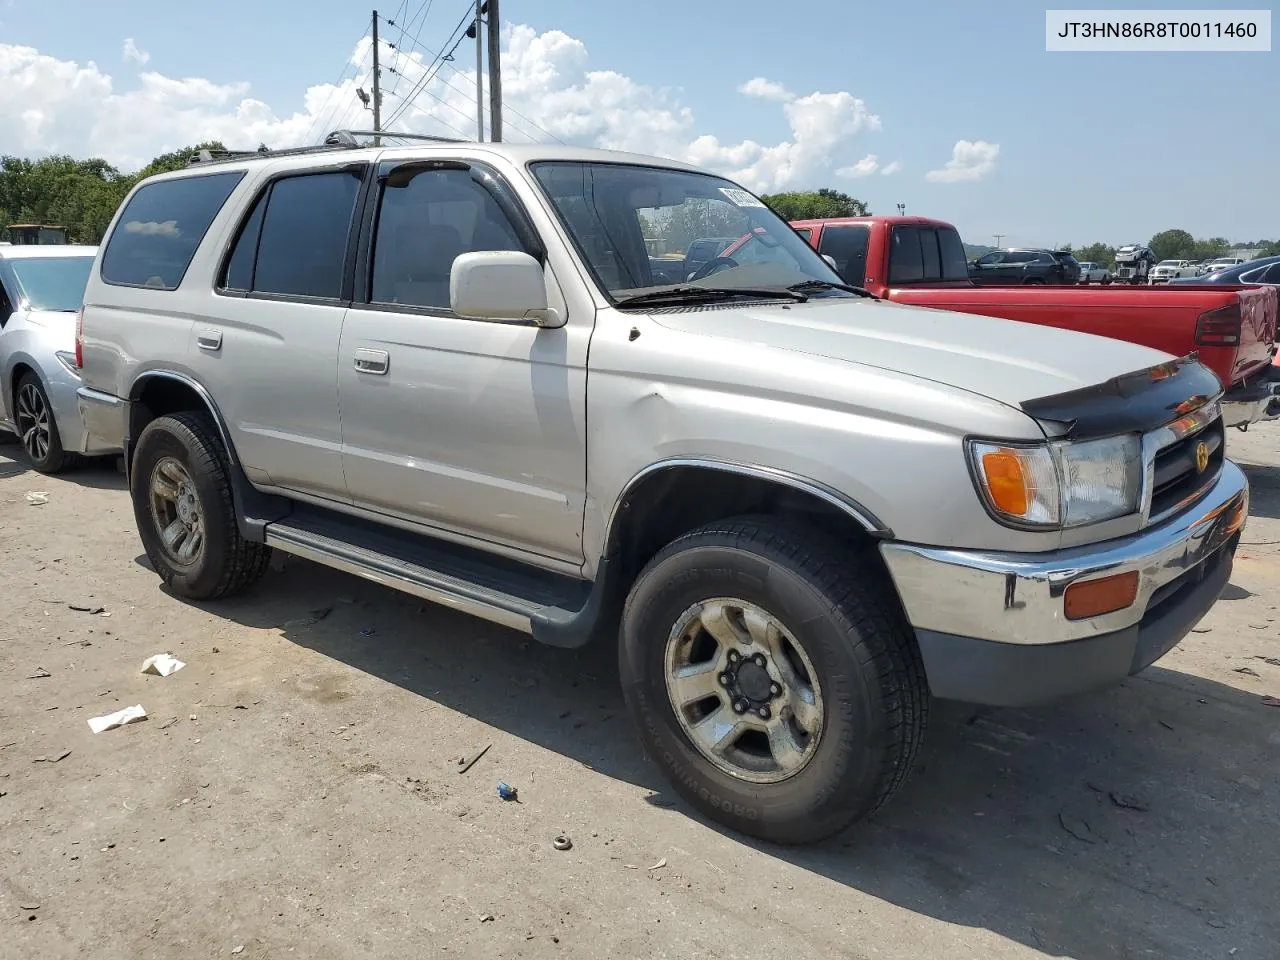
[{"x1": 261, "y1": 507, "x2": 593, "y2": 637}]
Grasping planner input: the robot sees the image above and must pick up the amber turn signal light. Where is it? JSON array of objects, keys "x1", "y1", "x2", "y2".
[
  {"x1": 980, "y1": 450, "x2": 1028, "y2": 516},
  {"x1": 1064, "y1": 571, "x2": 1140, "y2": 621}
]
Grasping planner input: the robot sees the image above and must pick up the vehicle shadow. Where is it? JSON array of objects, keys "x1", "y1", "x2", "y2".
[
  {"x1": 200, "y1": 557, "x2": 1278, "y2": 960},
  {"x1": 1237, "y1": 461, "x2": 1280, "y2": 520},
  {"x1": 0, "y1": 447, "x2": 125, "y2": 490}
]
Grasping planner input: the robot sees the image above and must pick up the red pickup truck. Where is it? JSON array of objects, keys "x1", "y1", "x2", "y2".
[{"x1": 778, "y1": 216, "x2": 1280, "y2": 429}]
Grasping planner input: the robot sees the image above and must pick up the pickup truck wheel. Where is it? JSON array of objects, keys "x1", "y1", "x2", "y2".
[
  {"x1": 619, "y1": 516, "x2": 928, "y2": 844},
  {"x1": 131, "y1": 412, "x2": 270, "y2": 600}
]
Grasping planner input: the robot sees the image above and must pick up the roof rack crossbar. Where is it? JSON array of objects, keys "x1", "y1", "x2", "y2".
[{"x1": 327, "y1": 129, "x2": 469, "y2": 145}]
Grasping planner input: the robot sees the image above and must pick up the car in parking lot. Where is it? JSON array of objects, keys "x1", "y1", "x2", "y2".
[
  {"x1": 76, "y1": 136, "x2": 1248, "y2": 844},
  {"x1": 0, "y1": 244, "x2": 117, "y2": 472},
  {"x1": 1149, "y1": 259, "x2": 1199, "y2": 283},
  {"x1": 968, "y1": 247, "x2": 1079, "y2": 285},
  {"x1": 1172, "y1": 256, "x2": 1280, "y2": 287},
  {"x1": 1077, "y1": 260, "x2": 1110, "y2": 282}
]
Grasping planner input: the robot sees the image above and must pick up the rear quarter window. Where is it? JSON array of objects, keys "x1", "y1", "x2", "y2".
[{"x1": 100, "y1": 171, "x2": 244, "y2": 290}]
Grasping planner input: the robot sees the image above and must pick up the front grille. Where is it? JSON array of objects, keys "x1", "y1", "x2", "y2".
[{"x1": 1149, "y1": 415, "x2": 1224, "y2": 518}]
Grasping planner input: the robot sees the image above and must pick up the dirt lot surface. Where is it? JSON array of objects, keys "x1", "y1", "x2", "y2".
[{"x1": 2, "y1": 431, "x2": 1279, "y2": 960}]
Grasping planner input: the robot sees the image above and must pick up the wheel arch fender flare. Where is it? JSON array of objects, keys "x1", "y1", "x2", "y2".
[{"x1": 127, "y1": 369, "x2": 291, "y2": 542}]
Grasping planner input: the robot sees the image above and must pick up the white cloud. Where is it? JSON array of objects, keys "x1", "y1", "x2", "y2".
[
  {"x1": 880, "y1": 160, "x2": 902, "y2": 176},
  {"x1": 124, "y1": 219, "x2": 179, "y2": 237},
  {"x1": 122, "y1": 38, "x2": 150, "y2": 65},
  {"x1": 836, "y1": 154, "x2": 879, "y2": 178},
  {"x1": 925, "y1": 139, "x2": 999, "y2": 183},
  {"x1": 738, "y1": 77, "x2": 793, "y2": 102},
  {"x1": 0, "y1": 29, "x2": 883, "y2": 191}
]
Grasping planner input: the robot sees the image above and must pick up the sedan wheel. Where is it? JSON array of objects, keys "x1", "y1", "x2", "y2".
[{"x1": 13, "y1": 373, "x2": 76, "y2": 474}]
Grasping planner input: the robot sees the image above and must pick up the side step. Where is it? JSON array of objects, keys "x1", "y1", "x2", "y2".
[{"x1": 263, "y1": 504, "x2": 593, "y2": 637}]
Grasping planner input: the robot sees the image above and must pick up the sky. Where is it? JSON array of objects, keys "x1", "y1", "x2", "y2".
[{"x1": 0, "y1": 0, "x2": 1276, "y2": 248}]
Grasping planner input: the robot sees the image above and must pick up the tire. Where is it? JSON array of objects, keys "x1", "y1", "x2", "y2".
[
  {"x1": 131, "y1": 411, "x2": 271, "y2": 600},
  {"x1": 619, "y1": 516, "x2": 928, "y2": 844},
  {"x1": 13, "y1": 372, "x2": 79, "y2": 473},
  {"x1": 1024, "y1": 277, "x2": 1046, "y2": 285}
]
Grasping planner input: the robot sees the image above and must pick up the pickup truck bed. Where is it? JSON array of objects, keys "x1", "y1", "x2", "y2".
[{"x1": 787, "y1": 216, "x2": 1280, "y2": 425}]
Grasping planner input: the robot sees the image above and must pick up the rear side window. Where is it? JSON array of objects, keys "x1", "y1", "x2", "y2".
[
  {"x1": 101, "y1": 172, "x2": 244, "y2": 290},
  {"x1": 794, "y1": 228, "x2": 812, "y2": 244},
  {"x1": 250, "y1": 172, "x2": 361, "y2": 299},
  {"x1": 890, "y1": 226, "x2": 969, "y2": 283},
  {"x1": 817, "y1": 225, "x2": 870, "y2": 285}
]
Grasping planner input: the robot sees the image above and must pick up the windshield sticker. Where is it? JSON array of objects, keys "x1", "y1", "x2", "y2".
[{"x1": 719, "y1": 187, "x2": 766, "y2": 208}]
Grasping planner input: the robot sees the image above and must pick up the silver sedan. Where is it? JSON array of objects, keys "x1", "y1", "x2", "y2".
[{"x1": 0, "y1": 245, "x2": 119, "y2": 472}]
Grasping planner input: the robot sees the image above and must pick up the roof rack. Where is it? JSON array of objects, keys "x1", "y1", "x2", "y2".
[
  {"x1": 184, "y1": 129, "x2": 467, "y2": 168},
  {"x1": 324, "y1": 129, "x2": 469, "y2": 146}
]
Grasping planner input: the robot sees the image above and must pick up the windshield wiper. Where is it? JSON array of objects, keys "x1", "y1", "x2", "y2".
[
  {"x1": 615, "y1": 286, "x2": 809, "y2": 308},
  {"x1": 786, "y1": 279, "x2": 878, "y2": 299}
]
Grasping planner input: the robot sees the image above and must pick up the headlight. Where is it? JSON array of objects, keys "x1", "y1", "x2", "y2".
[{"x1": 968, "y1": 434, "x2": 1142, "y2": 528}]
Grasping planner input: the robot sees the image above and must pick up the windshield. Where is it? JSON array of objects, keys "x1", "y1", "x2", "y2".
[
  {"x1": 530, "y1": 162, "x2": 846, "y2": 301},
  {"x1": 6, "y1": 256, "x2": 94, "y2": 312}
]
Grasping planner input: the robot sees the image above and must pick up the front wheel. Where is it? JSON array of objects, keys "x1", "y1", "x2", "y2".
[
  {"x1": 619, "y1": 516, "x2": 928, "y2": 844},
  {"x1": 131, "y1": 412, "x2": 270, "y2": 600}
]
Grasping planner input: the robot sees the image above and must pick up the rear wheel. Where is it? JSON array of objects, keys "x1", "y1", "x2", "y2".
[
  {"x1": 619, "y1": 516, "x2": 928, "y2": 844},
  {"x1": 15, "y1": 372, "x2": 78, "y2": 474},
  {"x1": 131, "y1": 411, "x2": 270, "y2": 600}
]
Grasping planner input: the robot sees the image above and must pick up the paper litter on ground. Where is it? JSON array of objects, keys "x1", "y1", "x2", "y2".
[
  {"x1": 141, "y1": 653, "x2": 185, "y2": 677},
  {"x1": 24, "y1": 491, "x2": 49, "y2": 506},
  {"x1": 88, "y1": 704, "x2": 148, "y2": 734}
]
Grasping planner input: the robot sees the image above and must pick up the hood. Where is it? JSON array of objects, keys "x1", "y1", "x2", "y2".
[{"x1": 649, "y1": 297, "x2": 1176, "y2": 411}]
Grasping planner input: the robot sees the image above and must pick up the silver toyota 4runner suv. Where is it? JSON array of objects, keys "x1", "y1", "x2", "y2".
[{"x1": 76, "y1": 133, "x2": 1248, "y2": 843}]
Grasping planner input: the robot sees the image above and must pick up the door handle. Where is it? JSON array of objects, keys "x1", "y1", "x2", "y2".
[
  {"x1": 196, "y1": 330, "x2": 222, "y2": 351},
  {"x1": 353, "y1": 348, "x2": 389, "y2": 375}
]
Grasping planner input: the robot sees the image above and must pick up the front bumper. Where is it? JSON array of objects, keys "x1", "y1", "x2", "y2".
[
  {"x1": 881, "y1": 460, "x2": 1248, "y2": 706},
  {"x1": 1222, "y1": 367, "x2": 1280, "y2": 428}
]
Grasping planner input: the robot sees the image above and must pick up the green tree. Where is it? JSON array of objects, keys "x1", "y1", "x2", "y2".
[
  {"x1": 760, "y1": 188, "x2": 868, "y2": 221},
  {"x1": 1076, "y1": 241, "x2": 1117, "y2": 270},
  {"x1": 1259, "y1": 240, "x2": 1280, "y2": 258},
  {"x1": 1149, "y1": 228, "x2": 1196, "y2": 261},
  {"x1": 2, "y1": 142, "x2": 233, "y2": 244}
]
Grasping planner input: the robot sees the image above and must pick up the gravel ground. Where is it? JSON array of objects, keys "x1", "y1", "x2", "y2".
[{"x1": 1, "y1": 429, "x2": 1278, "y2": 960}]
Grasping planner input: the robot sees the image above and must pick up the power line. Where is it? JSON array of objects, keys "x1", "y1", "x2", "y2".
[
  {"x1": 382, "y1": 0, "x2": 433, "y2": 101},
  {"x1": 381, "y1": 2, "x2": 475, "y2": 130},
  {"x1": 303, "y1": 26, "x2": 373, "y2": 145},
  {"x1": 312, "y1": 40, "x2": 375, "y2": 143},
  {"x1": 391, "y1": 28, "x2": 564, "y2": 144}
]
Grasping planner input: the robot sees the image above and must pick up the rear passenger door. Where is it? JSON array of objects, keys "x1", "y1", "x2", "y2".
[
  {"x1": 197, "y1": 163, "x2": 367, "y2": 500},
  {"x1": 337, "y1": 158, "x2": 588, "y2": 564}
]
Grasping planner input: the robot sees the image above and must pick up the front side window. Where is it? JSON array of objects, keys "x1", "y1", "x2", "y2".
[
  {"x1": 101, "y1": 171, "x2": 244, "y2": 289},
  {"x1": 250, "y1": 171, "x2": 361, "y2": 299},
  {"x1": 531, "y1": 162, "x2": 844, "y2": 301},
  {"x1": 370, "y1": 166, "x2": 527, "y2": 310},
  {"x1": 4, "y1": 256, "x2": 94, "y2": 312}
]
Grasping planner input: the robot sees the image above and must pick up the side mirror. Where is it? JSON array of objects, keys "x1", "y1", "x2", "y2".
[
  {"x1": 821, "y1": 253, "x2": 838, "y2": 271},
  {"x1": 450, "y1": 251, "x2": 561, "y2": 327}
]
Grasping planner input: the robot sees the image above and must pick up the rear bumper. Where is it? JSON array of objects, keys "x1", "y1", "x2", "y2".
[
  {"x1": 1222, "y1": 367, "x2": 1280, "y2": 428},
  {"x1": 881, "y1": 460, "x2": 1248, "y2": 706}
]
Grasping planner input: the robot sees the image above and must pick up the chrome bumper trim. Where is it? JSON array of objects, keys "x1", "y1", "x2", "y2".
[{"x1": 881, "y1": 460, "x2": 1248, "y2": 646}]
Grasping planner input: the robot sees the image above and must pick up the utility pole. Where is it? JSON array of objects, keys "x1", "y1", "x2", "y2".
[
  {"x1": 474, "y1": 0, "x2": 485, "y2": 141},
  {"x1": 993, "y1": 233, "x2": 1005, "y2": 248},
  {"x1": 486, "y1": 0, "x2": 502, "y2": 141},
  {"x1": 896, "y1": 203, "x2": 905, "y2": 216},
  {"x1": 371, "y1": 10, "x2": 382, "y2": 145}
]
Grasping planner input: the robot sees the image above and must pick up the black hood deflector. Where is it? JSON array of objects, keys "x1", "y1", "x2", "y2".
[{"x1": 1020, "y1": 353, "x2": 1222, "y2": 440}]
